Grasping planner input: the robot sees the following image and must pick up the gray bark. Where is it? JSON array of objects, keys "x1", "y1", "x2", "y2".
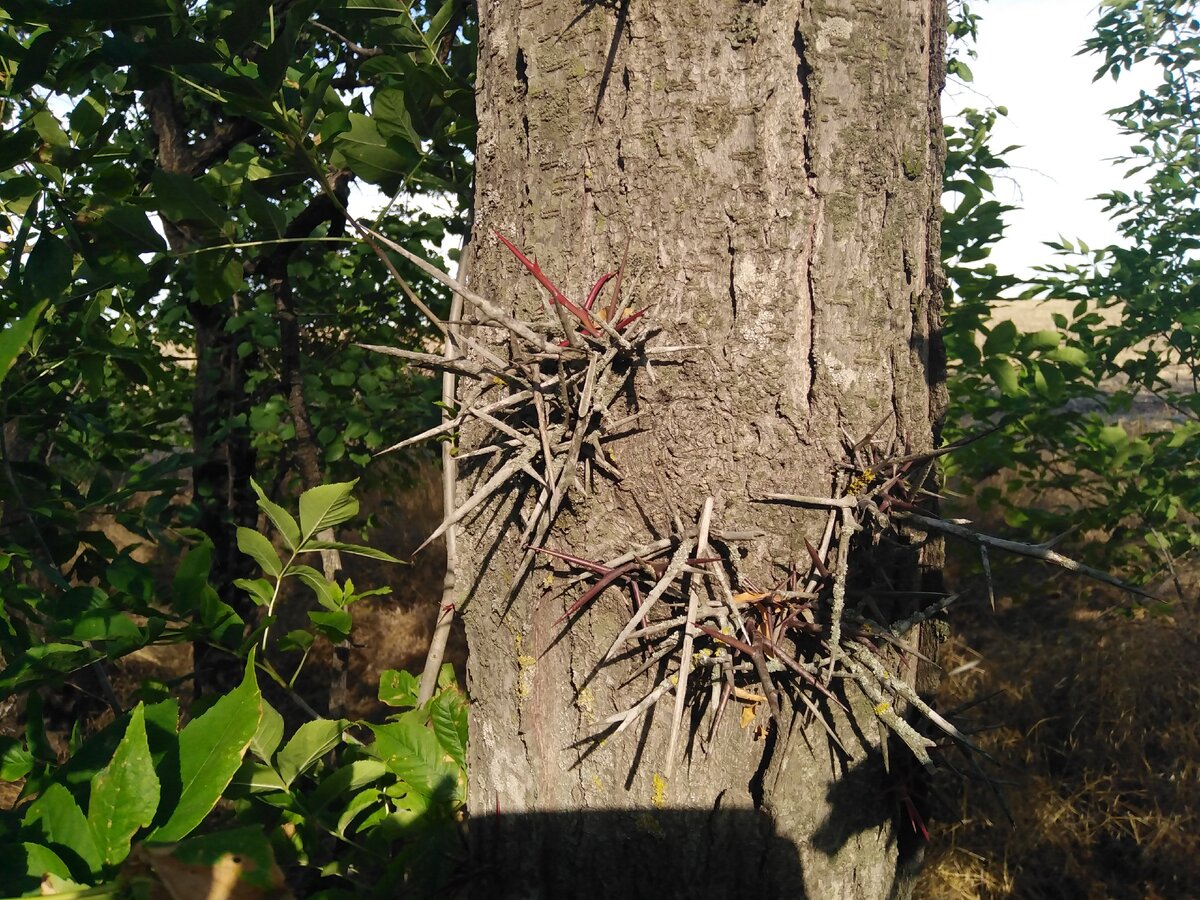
[{"x1": 461, "y1": 1, "x2": 947, "y2": 897}]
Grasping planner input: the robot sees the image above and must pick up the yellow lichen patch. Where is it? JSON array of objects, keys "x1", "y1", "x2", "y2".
[
  {"x1": 651, "y1": 772, "x2": 667, "y2": 809},
  {"x1": 847, "y1": 468, "x2": 876, "y2": 496},
  {"x1": 740, "y1": 705, "x2": 757, "y2": 729},
  {"x1": 576, "y1": 687, "x2": 597, "y2": 724},
  {"x1": 516, "y1": 654, "x2": 537, "y2": 699}
]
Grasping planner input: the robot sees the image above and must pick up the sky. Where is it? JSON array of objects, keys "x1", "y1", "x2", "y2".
[{"x1": 949, "y1": 0, "x2": 1157, "y2": 280}]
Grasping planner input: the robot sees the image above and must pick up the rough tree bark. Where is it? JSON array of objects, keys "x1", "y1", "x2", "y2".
[{"x1": 460, "y1": 2, "x2": 946, "y2": 897}]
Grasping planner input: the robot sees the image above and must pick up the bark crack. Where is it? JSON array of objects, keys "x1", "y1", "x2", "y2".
[{"x1": 727, "y1": 227, "x2": 738, "y2": 320}]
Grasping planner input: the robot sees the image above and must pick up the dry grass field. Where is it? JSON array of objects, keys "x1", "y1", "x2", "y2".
[{"x1": 919, "y1": 297, "x2": 1198, "y2": 898}]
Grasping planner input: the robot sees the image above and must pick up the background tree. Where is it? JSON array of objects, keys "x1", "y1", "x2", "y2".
[
  {"x1": 456, "y1": 2, "x2": 948, "y2": 895},
  {"x1": 0, "y1": 0, "x2": 474, "y2": 703}
]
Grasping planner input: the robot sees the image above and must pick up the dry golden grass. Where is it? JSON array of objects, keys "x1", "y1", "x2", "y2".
[{"x1": 918, "y1": 538, "x2": 1200, "y2": 900}]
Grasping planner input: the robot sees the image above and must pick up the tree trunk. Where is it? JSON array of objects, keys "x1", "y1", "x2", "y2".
[{"x1": 461, "y1": 2, "x2": 946, "y2": 897}]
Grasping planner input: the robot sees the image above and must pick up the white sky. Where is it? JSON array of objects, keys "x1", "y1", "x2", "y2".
[{"x1": 947, "y1": 0, "x2": 1157, "y2": 281}]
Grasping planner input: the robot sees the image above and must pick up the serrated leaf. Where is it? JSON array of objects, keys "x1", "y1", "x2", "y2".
[
  {"x1": 88, "y1": 703, "x2": 160, "y2": 866},
  {"x1": 250, "y1": 478, "x2": 301, "y2": 550},
  {"x1": 23, "y1": 783, "x2": 102, "y2": 879},
  {"x1": 430, "y1": 689, "x2": 467, "y2": 772},
  {"x1": 298, "y1": 481, "x2": 359, "y2": 541},
  {"x1": 276, "y1": 719, "x2": 346, "y2": 788},
  {"x1": 147, "y1": 656, "x2": 261, "y2": 843},
  {"x1": 237, "y1": 527, "x2": 283, "y2": 578},
  {"x1": 369, "y1": 711, "x2": 462, "y2": 802}
]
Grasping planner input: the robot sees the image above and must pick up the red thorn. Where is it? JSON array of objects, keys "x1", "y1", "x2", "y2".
[
  {"x1": 493, "y1": 230, "x2": 600, "y2": 336},
  {"x1": 585, "y1": 272, "x2": 617, "y2": 311}
]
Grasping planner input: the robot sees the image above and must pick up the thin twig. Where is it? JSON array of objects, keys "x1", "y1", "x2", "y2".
[
  {"x1": 897, "y1": 510, "x2": 1156, "y2": 599},
  {"x1": 665, "y1": 498, "x2": 713, "y2": 779}
]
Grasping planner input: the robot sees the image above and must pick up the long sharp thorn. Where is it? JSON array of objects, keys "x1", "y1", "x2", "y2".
[
  {"x1": 804, "y1": 537, "x2": 831, "y2": 579},
  {"x1": 527, "y1": 544, "x2": 611, "y2": 575},
  {"x1": 605, "y1": 235, "x2": 631, "y2": 324},
  {"x1": 585, "y1": 272, "x2": 617, "y2": 311},
  {"x1": 555, "y1": 563, "x2": 637, "y2": 626},
  {"x1": 494, "y1": 230, "x2": 600, "y2": 336},
  {"x1": 613, "y1": 306, "x2": 650, "y2": 332}
]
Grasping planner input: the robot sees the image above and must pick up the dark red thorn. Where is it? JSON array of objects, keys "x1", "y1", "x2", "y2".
[
  {"x1": 696, "y1": 623, "x2": 755, "y2": 657},
  {"x1": 605, "y1": 235, "x2": 631, "y2": 324},
  {"x1": 494, "y1": 230, "x2": 600, "y2": 336},
  {"x1": 804, "y1": 537, "x2": 831, "y2": 579},
  {"x1": 527, "y1": 544, "x2": 610, "y2": 575},
  {"x1": 584, "y1": 272, "x2": 617, "y2": 311},
  {"x1": 554, "y1": 562, "x2": 638, "y2": 625},
  {"x1": 613, "y1": 306, "x2": 649, "y2": 332}
]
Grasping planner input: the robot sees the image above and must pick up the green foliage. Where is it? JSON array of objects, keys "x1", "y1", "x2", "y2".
[
  {"x1": 0, "y1": 483, "x2": 467, "y2": 897},
  {"x1": 943, "y1": 0, "x2": 1200, "y2": 581},
  {"x1": 0, "y1": 662, "x2": 259, "y2": 893},
  {"x1": 236, "y1": 478, "x2": 399, "y2": 655}
]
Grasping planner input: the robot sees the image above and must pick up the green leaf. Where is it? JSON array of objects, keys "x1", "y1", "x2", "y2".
[
  {"x1": 369, "y1": 711, "x2": 462, "y2": 801},
  {"x1": 237, "y1": 527, "x2": 283, "y2": 578},
  {"x1": 147, "y1": 656, "x2": 261, "y2": 843},
  {"x1": 981, "y1": 319, "x2": 1018, "y2": 355},
  {"x1": 289, "y1": 564, "x2": 336, "y2": 608},
  {"x1": 25, "y1": 232, "x2": 74, "y2": 304},
  {"x1": 335, "y1": 113, "x2": 418, "y2": 191},
  {"x1": 23, "y1": 783, "x2": 102, "y2": 879},
  {"x1": 234, "y1": 577, "x2": 275, "y2": 607},
  {"x1": 306, "y1": 760, "x2": 387, "y2": 815},
  {"x1": 276, "y1": 719, "x2": 346, "y2": 788},
  {"x1": 250, "y1": 699, "x2": 285, "y2": 762},
  {"x1": 250, "y1": 478, "x2": 301, "y2": 550},
  {"x1": 1099, "y1": 424, "x2": 1128, "y2": 447},
  {"x1": 430, "y1": 689, "x2": 467, "y2": 772},
  {"x1": 0, "y1": 736, "x2": 33, "y2": 781},
  {"x1": 1045, "y1": 346, "x2": 1091, "y2": 368},
  {"x1": 0, "y1": 843, "x2": 72, "y2": 894},
  {"x1": 159, "y1": 827, "x2": 281, "y2": 892},
  {"x1": 1022, "y1": 329, "x2": 1061, "y2": 352},
  {"x1": 228, "y1": 760, "x2": 288, "y2": 794},
  {"x1": 378, "y1": 669, "x2": 420, "y2": 708},
  {"x1": 984, "y1": 357, "x2": 1021, "y2": 396},
  {"x1": 99, "y1": 204, "x2": 167, "y2": 254},
  {"x1": 298, "y1": 481, "x2": 359, "y2": 541},
  {"x1": 303, "y1": 540, "x2": 401, "y2": 563},
  {"x1": 151, "y1": 170, "x2": 226, "y2": 229},
  {"x1": 373, "y1": 87, "x2": 421, "y2": 148},
  {"x1": 308, "y1": 609, "x2": 352, "y2": 642},
  {"x1": 0, "y1": 298, "x2": 48, "y2": 387},
  {"x1": 87, "y1": 703, "x2": 160, "y2": 867}
]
